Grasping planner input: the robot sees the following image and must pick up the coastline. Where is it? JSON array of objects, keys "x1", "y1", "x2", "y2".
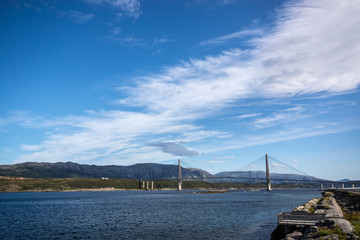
[
  {"x1": 271, "y1": 189, "x2": 360, "y2": 239},
  {"x1": 0, "y1": 175, "x2": 323, "y2": 193},
  {"x1": 1, "y1": 187, "x2": 316, "y2": 193},
  {"x1": 0, "y1": 188, "x2": 180, "y2": 193},
  {"x1": 1, "y1": 187, "x2": 261, "y2": 193}
]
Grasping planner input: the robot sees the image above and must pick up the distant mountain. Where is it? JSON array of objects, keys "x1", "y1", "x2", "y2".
[
  {"x1": 338, "y1": 178, "x2": 351, "y2": 182},
  {"x1": 0, "y1": 162, "x2": 214, "y2": 180},
  {"x1": 338, "y1": 179, "x2": 360, "y2": 184},
  {"x1": 215, "y1": 171, "x2": 323, "y2": 183},
  {"x1": 0, "y1": 162, "x2": 326, "y2": 183}
]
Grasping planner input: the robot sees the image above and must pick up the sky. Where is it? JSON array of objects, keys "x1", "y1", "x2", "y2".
[{"x1": 1, "y1": 0, "x2": 360, "y2": 180}]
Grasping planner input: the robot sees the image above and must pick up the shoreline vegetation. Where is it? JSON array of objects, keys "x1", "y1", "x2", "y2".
[
  {"x1": 271, "y1": 189, "x2": 360, "y2": 240},
  {"x1": 0, "y1": 176, "x2": 319, "y2": 193}
]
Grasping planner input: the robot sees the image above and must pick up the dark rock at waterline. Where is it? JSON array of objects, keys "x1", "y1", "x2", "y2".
[
  {"x1": 316, "y1": 219, "x2": 335, "y2": 227},
  {"x1": 303, "y1": 226, "x2": 319, "y2": 239},
  {"x1": 271, "y1": 225, "x2": 297, "y2": 240},
  {"x1": 272, "y1": 191, "x2": 359, "y2": 240},
  {"x1": 327, "y1": 189, "x2": 360, "y2": 212}
]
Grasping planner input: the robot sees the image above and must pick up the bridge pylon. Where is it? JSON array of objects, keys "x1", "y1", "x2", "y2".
[
  {"x1": 178, "y1": 159, "x2": 182, "y2": 191},
  {"x1": 266, "y1": 154, "x2": 272, "y2": 191}
]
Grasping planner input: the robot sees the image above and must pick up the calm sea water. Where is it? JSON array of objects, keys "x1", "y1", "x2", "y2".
[{"x1": 0, "y1": 189, "x2": 320, "y2": 240}]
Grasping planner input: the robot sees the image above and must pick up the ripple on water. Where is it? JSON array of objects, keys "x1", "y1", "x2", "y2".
[{"x1": 0, "y1": 189, "x2": 320, "y2": 239}]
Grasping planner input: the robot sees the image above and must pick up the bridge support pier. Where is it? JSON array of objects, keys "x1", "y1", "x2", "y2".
[
  {"x1": 331, "y1": 183, "x2": 334, "y2": 189},
  {"x1": 353, "y1": 184, "x2": 355, "y2": 189},
  {"x1": 151, "y1": 181, "x2": 154, "y2": 190},
  {"x1": 178, "y1": 159, "x2": 182, "y2": 191},
  {"x1": 342, "y1": 183, "x2": 344, "y2": 189},
  {"x1": 266, "y1": 154, "x2": 272, "y2": 191}
]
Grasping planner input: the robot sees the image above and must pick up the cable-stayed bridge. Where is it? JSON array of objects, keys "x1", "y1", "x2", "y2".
[{"x1": 140, "y1": 154, "x2": 359, "y2": 191}]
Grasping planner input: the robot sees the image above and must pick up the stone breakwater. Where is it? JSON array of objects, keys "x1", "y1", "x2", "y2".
[{"x1": 271, "y1": 190, "x2": 359, "y2": 240}]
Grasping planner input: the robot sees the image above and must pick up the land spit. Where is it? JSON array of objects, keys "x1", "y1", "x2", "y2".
[
  {"x1": 271, "y1": 190, "x2": 360, "y2": 240},
  {"x1": 1, "y1": 175, "x2": 321, "y2": 192},
  {"x1": 190, "y1": 190, "x2": 231, "y2": 194}
]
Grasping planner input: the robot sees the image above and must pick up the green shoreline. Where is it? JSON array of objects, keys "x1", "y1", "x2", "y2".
[{"x1": 0, "y1": 176, "x2": 320, "y2": 193}]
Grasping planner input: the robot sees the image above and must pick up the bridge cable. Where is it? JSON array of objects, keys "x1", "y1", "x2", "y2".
[
  {"x1": 236, "y1": 156, "x2": 265, "y2": 171},
  {"x1": 268, "y1": 155, "x2": 310, "y2": 176}
]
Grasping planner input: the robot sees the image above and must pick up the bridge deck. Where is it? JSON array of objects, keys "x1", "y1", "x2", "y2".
[{"x1": 278, "y1": 212, "x2": 326, "y2": 226}]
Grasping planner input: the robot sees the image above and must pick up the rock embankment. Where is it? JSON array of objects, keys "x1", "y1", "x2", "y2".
[
  {"x1": 328, "y1": 189, "x2": 360, "y2": 213},
  {"x1": 271, "y1": 191, "x2": 359, "y2": 240}
]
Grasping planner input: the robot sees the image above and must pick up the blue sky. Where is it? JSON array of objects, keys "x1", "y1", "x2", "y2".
[{"x1": 1, "y1": 0, "x2": 359, "y2": 180}]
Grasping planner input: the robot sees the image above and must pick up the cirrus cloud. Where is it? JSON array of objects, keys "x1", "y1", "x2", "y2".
[
  {"x1": 121, "y1": 0, "x2": 360, "y2": 114},
  {"x1": 83, "y1": 0, "x2": 141, "y2": 19},
  {"x1": 12, "y1": 0, "x2": 360, "y2": 166}
]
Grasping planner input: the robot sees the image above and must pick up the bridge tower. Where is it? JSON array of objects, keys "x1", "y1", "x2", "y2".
[
  {"x1": 266, "y1": 154, "x2": 272, "y2": 191},
  {"x1": 178, "y1": 159, "x2": 182, "y2": 191}
]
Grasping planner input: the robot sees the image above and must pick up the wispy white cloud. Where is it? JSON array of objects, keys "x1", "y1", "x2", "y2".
[
  {"x1": 0, "y1": 110, "x2": 44, "y2": 128},
  {"x1": 11, "y1": 2, "x2": 95, "y2": 24},
  {"x1": 121, "y1": 0, "x2": 360, "y2": 114},
  {"x1": 12, "y1": 0, "x2": 360, "y2": 165},
  {"x1": 110, "y1": 34, "x2": 148, "y2": 47},
  {"x1": 251, "y1": 106, "x2": 305, "y2": 129},
  {"x1": 271, "y1": 163, "x2": 286, "y2": 171},
  {"x1": 13, "y1": 110, "x2": 221, "y2": 163},
  {"x1": 23, "y1": 2, "x2": 43, "y2": 12},
  {"x1": 12, "y1": 1, "x2": 54, "y2": 12},
  {"x1": 216, "y1": 0, "x2": 235, "y2": 6},
  {"x1": 186, "y1": 0, "x2": 236, "y2": 9},
  {"x1": 198, "y1": 29, "x2": 263, "y2": 47},
  {"x1": 205, "y1": 121, "x2": 360, "y2": 155},
  {"x1": 213, "y1": 155, "x2": 235, "y2": 160},
  {"x1": 21, "y1": 144, "x2": 42, "y2": 151},
  {"x1": 2, "y1": 147, "x2": 12, "y2": 152},
  {"x1": 66, "y1": 10, "x2": 94, "y2": 24},
  {"x1": 236, "y1": 113, "x2": 261, "y2": 120},
  {"x1": 83, "y1": 0, "x2": 141, "y2": 19},
  {"x1": 106, "y1": 29, "x2": 178, "y2": 48},
  {"x1": 290, "y1": 159, "x2": 299, "y2": 168},
  {"x1": 153, "y1": 35, "x2": 178, "y2": 44},
  {"x1": 199, "y1": 160, "x2": 228, "y2": 164},
  {"x1": 181, "y1": 130, "x2": 230, "y2": 142}
]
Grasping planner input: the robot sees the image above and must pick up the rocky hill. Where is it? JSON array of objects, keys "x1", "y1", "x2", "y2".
[
  {"x1": 0, "y1": 162, "x2": 326, "y2": 183},
  {"x1": 0, "y1": 162, "x2": 214, "y2": 180}
]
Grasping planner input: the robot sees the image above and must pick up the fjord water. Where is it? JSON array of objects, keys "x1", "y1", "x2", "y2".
[{"x1": 1, "y1": 189, "x2": 319, "y2": 239}]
